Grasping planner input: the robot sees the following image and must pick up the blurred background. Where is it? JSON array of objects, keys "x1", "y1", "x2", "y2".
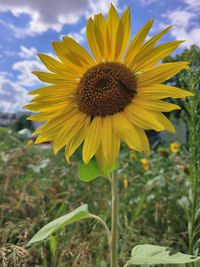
[{"x1": 0, "y1": 0, "x2": 200, "y2": 266}]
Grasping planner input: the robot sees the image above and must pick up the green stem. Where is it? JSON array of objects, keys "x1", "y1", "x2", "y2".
[
  {"x1": 110, "y1": 171, "x2": 119, "y2": 267},
  {"x1": 89, "y1": 214, "x2": 111, "y2": 246}
]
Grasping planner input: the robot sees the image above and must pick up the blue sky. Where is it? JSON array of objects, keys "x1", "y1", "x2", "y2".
[{"x1": 0, "y1": 0, "x2": 199, "y2": 113}]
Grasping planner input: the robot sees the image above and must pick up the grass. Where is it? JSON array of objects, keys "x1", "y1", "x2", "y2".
[{"x1": 0, "y1": 126, "x2": 193, "y2": 266}]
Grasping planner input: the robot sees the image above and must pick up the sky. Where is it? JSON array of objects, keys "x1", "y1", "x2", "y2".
[{"x1": 0, "y1": 0, "x2": 200, "y2": 113}]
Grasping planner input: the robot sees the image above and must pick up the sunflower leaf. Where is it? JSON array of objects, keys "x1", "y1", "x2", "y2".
[
  {"x1": 78, "y1": 160, "x2": 104, "y2": 182},
  {"x1": 27, "y1": 205, "x2": 90, "y2": 245},
  {"x1": 125, "y1": 244, "x2": 200, "y2": 266}
]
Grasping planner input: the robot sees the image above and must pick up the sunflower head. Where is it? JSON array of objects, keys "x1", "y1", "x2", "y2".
[{"x1": 24, "y1": 4, "x2": 193, "y2": 170}]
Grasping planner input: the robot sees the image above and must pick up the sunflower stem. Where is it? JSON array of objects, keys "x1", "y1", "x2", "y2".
[{"x1": 110, "y1": 171, "x2": 119, "y2": 267}]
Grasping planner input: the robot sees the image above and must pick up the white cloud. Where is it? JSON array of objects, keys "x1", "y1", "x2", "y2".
[
  {"x1": 184, "y1": 0, "x2": 200, "y2": 9},
  {"x1": 0, "y1": 0, "x2": 119, "y2": 36},
  {"x1": 19, "y1": 46, "x2": 37, "y2": 59},
  {"x1": 0, "y1": 73, "x2": 31, "y2": 113},
  {"x1": 12, "y1": 59, "x2": 46, "y2": 87},
  {"x1": 67, "y1": 27, "x2": 86, "y2": 43},
  {"x1": 164, "y1": 0, "x2": 200, "y2": 47}
]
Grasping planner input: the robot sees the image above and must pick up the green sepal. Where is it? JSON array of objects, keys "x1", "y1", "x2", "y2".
[{"x1": 78, "y1": 159, "x2": 119, "y2": 182}]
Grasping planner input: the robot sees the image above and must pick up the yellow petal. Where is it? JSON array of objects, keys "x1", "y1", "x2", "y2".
[
  {"x1": 150, "y1": 111, "x2": 176, "y2": 133},
  {"x1": 133, "y1": 26, "x2": 172, "y2": 64},
  {"x1": 27, "y1": 111, "x2": 58, "y2": 122},
  {"x1": 86, "y1": 18, "x2": 102, "y2": 63},
  {"x1": 106, "y1": 4, "x2": 119, "y2": 61},
  {"x1": 101, "y1": 116, "x2": 120, "y2": 165},
  {"x1": 32, "y1": 71, "x2": 78, "y2": 85},
  {"x1": 53, "y1": 112, "x2": 87, "y2": 154},
  {"x1": 113, "y1": 112, "x2": 143, "y2": 152},
  {"x1": 93, "y1": 14, "x2": 108, "y2": 61},
  {"x1": 37, "y1": 54, "x2": 68, "y2": 74},
  {"x1": 134, "y1": 126, "x2": 150, "y2": 155},
  {"x1": 32, "y1": 106, "x2": 78, "y2": 135},
  {"x1": 132, "y1": 41, "x2": 184, "y2": 71},
  {"x1": 62, "y1": 36, "x2": 95, "y2": 66},
  {"x1": 52, "y1": 41, "x2": 85, "y2": 74},
  {"x1": 24, "y1": 101, "x2": 68, "y2": 112},
  {"x1": 95, "y1": 143, "x2": 107, "y2": 171},
  {"x1": 123, "y1": 19, "x2": 153, "y2": 66},
  {"x1": 133, "y1": 97, "x2": 181, "y2": 112},
  {"x1": 65, "y1": 117, "x2": 90, "y2": 162},
  {"x1": 124, "y1": 103, "x2": 164, "y2": 131},
  {"x1": 82, "y1": 116, "x2": 102, "y2": 164},
  {"x1": 137, "y1": 84, "x2": 194, "y2": 99},
  {"x1": 115, "y1": 7, "x2": 131, "y2": 61},
  {"x1": 137, "y1": 62, "x2": 190, "y2": 87},
  {"x1": 28, "y1": 84, "x2": 75, "y2": 96}
]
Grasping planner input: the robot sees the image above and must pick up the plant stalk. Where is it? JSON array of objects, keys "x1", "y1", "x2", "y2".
[{"x1": 110, "y1": 171, "x2": 119, "y2": 267}]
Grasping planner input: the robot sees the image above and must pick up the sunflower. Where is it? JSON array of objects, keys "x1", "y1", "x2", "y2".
[{"x1": 24, "y1": 5, "x2": 192, "y2": 170}]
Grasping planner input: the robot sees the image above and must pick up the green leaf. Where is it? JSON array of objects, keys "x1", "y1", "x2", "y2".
[
  {"x1": 28, "y1": 204, "x2": 90, "y2": 245},
  {"x1": 126, "y1": 244, "x2": 200, "y2": 266},
  {"x1": 78, "y1": 160, "x2": 104, "y2": 182}
]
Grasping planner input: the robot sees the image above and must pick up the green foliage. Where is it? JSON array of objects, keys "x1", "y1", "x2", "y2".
[
  {"x1": 0, "y1": 127, "x2": 193, "y2": 266},
  {"x1": 11, "y1": 114, "x2": 35, "y2": 132},
  {"x1": 164, "y1": 45, "x2": 200, "y2": 261},
  {"x1": 163, "y1": 45, "x2": 200, "y2": 88},
  {"x1": 126, "y1": 245, "x2": 200, "y2": 266}
]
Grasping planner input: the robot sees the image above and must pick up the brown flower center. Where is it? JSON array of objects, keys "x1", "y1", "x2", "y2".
[{"x1": 76, "y1": 62, "x2": 137, "y2": 117}]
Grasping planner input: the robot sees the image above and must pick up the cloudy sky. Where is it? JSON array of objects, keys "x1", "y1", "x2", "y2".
[{"x1": 0, "y1": 0, "x2": 200, "y2": 113}]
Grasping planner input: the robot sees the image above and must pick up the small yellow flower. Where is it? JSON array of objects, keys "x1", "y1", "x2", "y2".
[
  {"x1": 123, "y1": 176, "x2": 129, "y2": 189},
  {"x1": 140, "y1": 158, "x2": 150, "y2": 171},
  {"x1": 26, "y1": 139, "x2": 34, "y2": 147},
  {"x1": 129, "y1": 150, "x2": 136, "y2": 161},
  {"x1": 170, "y1": 142, "x2": 179, "y2": 153}
]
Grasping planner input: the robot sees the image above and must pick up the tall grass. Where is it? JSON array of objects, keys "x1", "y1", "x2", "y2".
[{"x1": 181, "y1": 67, "x2": 200, "y2": 261}]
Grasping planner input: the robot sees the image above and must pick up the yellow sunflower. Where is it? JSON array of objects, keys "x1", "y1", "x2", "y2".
[{"x1": 24, "y1": 5, "x2": 192, "y2": 170}]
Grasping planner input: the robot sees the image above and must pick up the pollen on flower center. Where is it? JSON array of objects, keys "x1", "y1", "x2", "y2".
[{"x1": 76, "y1": 62, "x2": 137, "y2": 117}]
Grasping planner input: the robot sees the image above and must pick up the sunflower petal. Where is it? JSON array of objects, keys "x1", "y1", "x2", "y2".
[
  {"x1": 150, "y1": 111, "x2": 176, "y2": 133},
  {"x1": 101, "y1": 116, "x2": 120, "y2": 165},
  {"x1": 124, "y1": 103, "x2": 164, "y2": 131},
  {"x1": 113, "y1": 112, "x2": 143, "y2": 152},
  {"x1": 62, "y1": 36, "x2": 95, "y2": 66},
  {"x1": 115, "y1": 7, "x2": 131, "y2": 61},
  {"x1": 32, "y1": 107, "x2": 78, "y2": 135},
  {"x1": 28, "y1": 85, "x2": 75, "y2": 96},
  {"x1": 137, "y1": 62, "x2": 190, "y2": 87},
  {"x1": 132, "y1": 41, "x2": 184, "y2": 71},
  {"x1": 27, "y1": 111, "x2": 58, "y2": 122},
  {"x1": 106, "y1": 4, "x2": 119, "y2": 61},
  {"x1": 134, "y1": 126, "x2": 150, "y2": 155},
  {"x1": 32, "y1": 71, "x2": 77, "y2": 85},
  {"x1": 65, "y1": 117, "x2": 90, "y2": 162},
  {"x1": 37, "y1": 54, "x2": 67, "y2": 74},
  {"x1": 86, "y1": 18, "x2": 102, "y2": 63},
  {"x1": 133, "y1": 26, "x2": 172, "y2": 64},
  {"x1": 137, "y1": 84, "x2": 194, "y2": 99},
  {"x1": 82, "y1": 117, "x2": 102, "y2": 164},
  {"x1": 124, "y1": 19, "x2": 153, "y2": 66},
  {"x1": 53, "y1": 112, "x2": 87, "y2": 154},
  {"x1": 133, "y1": 98, "x2": 181, "y2": 112},
  {"x1": 52, "y1": 41, "x2": 85, "y2": 74},
  {"x1": 93, "y1": 14, "x2": 108, "y2": 61}
]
